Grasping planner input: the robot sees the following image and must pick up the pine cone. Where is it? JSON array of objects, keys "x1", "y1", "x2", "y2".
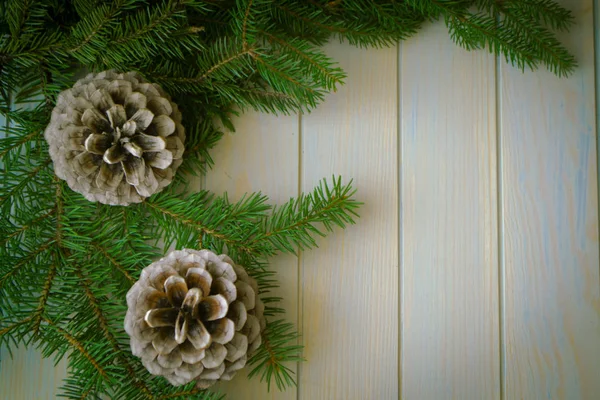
[
  {"x1": 124, "y1": 249, "x2": 266, "y2": 388},
  {"x1": 44, "y1": 70, "x2": 186, "y2": 206}
]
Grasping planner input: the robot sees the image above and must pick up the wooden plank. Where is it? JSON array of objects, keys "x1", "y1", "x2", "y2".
[
  {"x1": 299, "y1": 42, "x2": 398, "y2": 399},
  {"x1": 0, "y1": 105, "x2": 68, "y2": 400},
  {"x1": 204, "y1": 111, "x2": 299, "y2": 400},
  {"x1": 0, "y1": 345, "x2": 67, "y2": 400},
  {"x1": 500, "y1": 0, "x2": 600, "y2": 398},
  {"x1": 399, "y1": 23, "x2": 500, "y2": 399}
]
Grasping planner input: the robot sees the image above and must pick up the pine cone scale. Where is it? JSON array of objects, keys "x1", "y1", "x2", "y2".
[
  {"x1": 84, "y1": 133, "x2": 111, "y2": 155},
  {"x1": 158, "y1": 348, "x2": 182, "y2": 369},
  {"x1": 212, "y1": 277, "x2": 237, "y2": 303},
  {"x1": 186, "y1": 267, "x2": 212, "y2": 295},
  {"x1": 104, "y1": 143, "x2": 125, "y2": 164},
  {"x1": 82, "y1": 108, "x2": 111, "y2": 133},
  {"x1": 182, "y1": 287, "x2": 202, "y2": 315},
  {"x1": 123, "y1": 156, "x2": 144, "y2": 186},
  {"x1": 107, "y1": 104, "x2": 127, "y2": 127},
  {"x1": 153, "y1": 329, "x2": 178, "y2": 355},
  {"x1": 187, "y1": 320, "x2": 211, "y2": 350},
  {"x1": 107, "y1": 80, "x2": 132, "y2": 104},
  {"x1": 227, "y1": 302, "x2": 247, "y2": 331},
  {"x1": 123, "y1": 141, "x2": 143, "y2": 157},
  {"x1": 152, "y1": 115, "x2": 176, "y2": 136},
  {"x1": 134, "y1": 133, "x2": 166, "y2": 152},
  {"x1": 166, "y1": 136, "x2": 184, "y2": 159},
  {"x1": 144, "y1": 308, "x2": 178, "y2": 328},
  {"x1": 206, "y1": 318, "x2": 235, "y2": 344},
  {"x1": 96, "y1": 163, "x2": 122, "y2": 190},
  {"x1": 125, "y1": 92, "x2": 146, "y2": 115},
  {"x1": 180, "y1": 342, "x2": 205, "y2": 364},
  {"x1": 73, "y1": 152, "x2": 100, "y2": 177},
  {"x1": 147, "y1": 97, "x2": 172, "y2": 115},
  {"x1": 164, "y1": 275, "x2": 187, "y2": 307},
  {"x1": 225, "y1": 333, "x2": 247, "y2": 362},
  {"x1": 174, "y1": 312, "x2": 189, "y2": 344},
  {"x1": 199, "y1": 294, "x2": 228, "y2": 321},
  {"x1": 90, "y1": 88, "x2": 113, "y2": 111},
  {"x1": 202, "y1": 344, "x2": 226, "y2": 369}
]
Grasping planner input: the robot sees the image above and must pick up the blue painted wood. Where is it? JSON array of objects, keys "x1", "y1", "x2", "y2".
[
  {"x1": 500, "y1": 1, "x2": 600, "y2": 398},
  {"x1": 0, "y1": 345, "x2": 68, "y2": 399}
]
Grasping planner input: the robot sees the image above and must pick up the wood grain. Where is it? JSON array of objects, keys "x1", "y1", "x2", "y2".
[
  {"x1": 0, "y1": 345, "x2": 68, "y2": 399},
  {"x1": 299, "y1": 42, "x2": 399, "y2": 400},
  {"x1": 399, "y1": 23, "x2": 500, "y2": 399},
  {"x1": 203, "y1": 110, "x2": 299, "y2": 400},
  {"x1": 500, "y1": 0, "x2": 600, "y2": 398}
]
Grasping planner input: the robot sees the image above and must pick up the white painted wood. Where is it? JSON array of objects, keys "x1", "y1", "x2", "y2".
[
  {"x1": 0, "y1": 345, "x2": 67, "y2": 400},
  {"x1": 299, "y1": 42, "x2": 399, "y2": 400},
  {"x1": 400, "y1": 22, "x2": 500, "y2": 400},
  {"x1": 204, "y1": 111, "x2": 299, "y2": 400},
  {"x1": 500, "y1": 1, "x2": 600, "y2": 398}
]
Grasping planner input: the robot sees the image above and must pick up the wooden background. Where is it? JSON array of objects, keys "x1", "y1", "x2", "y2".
[{"x1": 2, "y1": 1, "x2": 599, "y2": 398}]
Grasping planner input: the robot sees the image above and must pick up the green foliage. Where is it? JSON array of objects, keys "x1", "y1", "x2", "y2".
[
  {"x1": 247, "y1": 319, "x2": 304, "y2": 391},
  {"x1": 0, "y1": 0, "x2": 577, "y2": 398}
]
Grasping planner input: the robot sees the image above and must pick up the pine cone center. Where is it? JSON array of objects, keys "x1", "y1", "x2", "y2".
[
  {"x1": 82, "y1": 105, "x2": 167, "y2": 168},
  {"x1": 144, "y1": 270, "x2": 230, "y2": 350}
]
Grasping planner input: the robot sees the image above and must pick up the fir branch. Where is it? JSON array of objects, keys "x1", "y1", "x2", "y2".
[
  {"x1": 67, "y1": 1, "x2": 128, "y2": 54},
  {"x1": 145, "y1": 197, "x2": 257, "y2": 255},
  {"x1": 74, "y1": 265, "x2": 154, "y2": 399},
  {"x1": 158, "y1": 389, "x2": 224, "y2": 400},
  {"x1": 42, "y1": 317, "x2": 110, "y2": 380},
  {"x1": 211, "y1": 82, "x2": 303, "y2": 114},
  {"x1": 0, "y1": 128, "x2": 40, "y2": 159},
  {"x1": 5, "y1": 0, "x2": 49, "y2": 38},
  {"x1": 241, "y1": 0, "x2": 254, "y2": 50},
  {"x1": 72, "y1": 0, "x2": 103, "y2": 18},
  {"x1": 149, "y1": 42, "x2": 254, "y2": 91},
  {"x1": 202, "y1": 48, "x2": 255, "y2": 82},
  {"x1": 274, "y1": 3, "x2": 347, "y2": 35},
  {"x1": 31, "y1": 257, "x2": 58, "y2": 334},
  {"x1": 0, "y1": 208, "x2": 55, "y2": 246},
  {"x1": 258, "y1": 29, "x2": 345, "y2": 91},
  {"x1": 91, "y1": 243, "x2": 136, "y2": 285},
  {"x1": 252, "y1": 51, "x2": 317, "y2": 95},
  {"x1": 6, "y1": 0, "x2": 34, "y2": 38},
  {"x1": 500, "y1": 0, "x2": 574, "y2": 31},
  {"x1": 78, "y1": 386, "x2": 94, "y2": 400},
  {"x1": 273, "y1": 1, "x2": 408, "y2": 47},
  {"x1": 99, "y1": 0, "x2": 203, "y2": 67},
  {"x1": 0, "y1": 316, "x2": 33, "y2": 337},
  {"x1": 252, "y1": 177, "x2": 361, "y2": 255},
  {"x1": 37, "y1": 63, "x2": 54, "y2": 110},
  {"x1": 493, "y1": 1, "x2": 576, "y2": 76},
  {"x1": 247, "y1": 319, "x2": 303, "y2": 391},
  {"x1": 250, "y1": 49, "x2": 326, "y2": 109},
  {"x1": 111, "y1": 1, "x2": 185, "y2": 46},
  {"x1": 0, "y1": 238, "x2": 54, "y2": 287},
  {"x1": 54, "y1": 175, "x2": 64, "y2": 243},
  {"x1": 0, "y1": 29, "x2": 64, "y2": 68},
  {"x1": 0, "y1": 158, "x2": 51, "y2": 207}
]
